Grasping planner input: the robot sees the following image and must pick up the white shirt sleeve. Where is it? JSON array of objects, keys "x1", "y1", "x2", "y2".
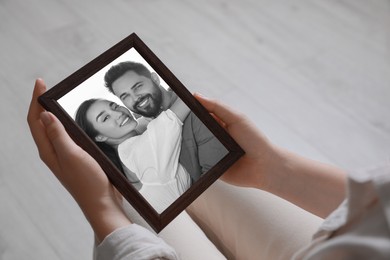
[
  {"x1": 293, "y1": 162, "x2": 390, "y2": 259},
  {"x1": 118, "y1": 109, "x2": 183, "y2": 182},
  {"x1": 146, "y1": 109, "x2": 183, "y2": 180},
  {"x1": 95, "y1": 224, "x2": 179, "y2": 260}
]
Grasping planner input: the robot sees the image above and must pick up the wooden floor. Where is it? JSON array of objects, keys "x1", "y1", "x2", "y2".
[{"x1": 1, "y1": 0, "x2": 389, "y2": 259}]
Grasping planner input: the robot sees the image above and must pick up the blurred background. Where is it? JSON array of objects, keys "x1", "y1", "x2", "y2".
[{"x1": 1, "y1": 0, "x2": 389, "y2": 259}]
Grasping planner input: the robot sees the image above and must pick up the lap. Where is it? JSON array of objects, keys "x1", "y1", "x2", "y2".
[
  {"x1": 103, "y1": 180, "x2": 322, "y2": 260},
  {"x1": 187, "y1": 180, "x2": 323, "y2": 260},
  {"x1": 121, "y1": 199, "x2": 226, "y2": 260}
]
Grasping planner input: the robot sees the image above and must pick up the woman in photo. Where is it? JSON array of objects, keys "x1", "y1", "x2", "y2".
[{"x1": 75, "y1": 96, "x2": 191, "y2": 213}]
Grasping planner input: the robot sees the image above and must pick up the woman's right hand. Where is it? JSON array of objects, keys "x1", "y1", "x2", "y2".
[
  {"x1": 195, "y1": 94, "x2": 346, "y2": 218},
  {"x1": 194, "y1": 94, "x2": 280, "y2": 191}
]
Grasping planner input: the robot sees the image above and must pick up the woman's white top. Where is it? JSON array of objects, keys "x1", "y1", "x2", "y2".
[
  {"x1": 118, "y1": 109, "x2": 191, "y2": 213},
  {"x1": 294, "y1": 162, "x2": 390, "y2": 259},
  {"x1": 95, "y1": 224, "x2": 178, "y2": 260}
]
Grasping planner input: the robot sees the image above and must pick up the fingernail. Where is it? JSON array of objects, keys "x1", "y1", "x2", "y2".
[
  {"x1": 40, "y1": 112, "x2": 52, "y2": 126},
  {"x1": 35, "y1": 78, "x2": 43, "y2": 85},
  {"x1": 194, "y1": 92, "x2": 207, "y2": 99}
]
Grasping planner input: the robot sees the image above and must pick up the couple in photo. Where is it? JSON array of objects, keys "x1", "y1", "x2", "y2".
[{"x1": 74, "y1": 61, "x2": 227, "y2": 213}]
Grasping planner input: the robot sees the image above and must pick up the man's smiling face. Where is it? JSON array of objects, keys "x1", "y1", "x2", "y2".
[{"x1": 112, "y1": 71, "x2": 163, "y2": 117}]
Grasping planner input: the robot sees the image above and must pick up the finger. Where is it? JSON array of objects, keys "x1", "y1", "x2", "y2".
[
  {"x1": 210, "y1": 113, "x2": 227, "y2": 128},
  {"x1": 27, "y1": 79, "x2": 47, "y2": 140},
  {"x1": 40, "y1": 111, "x2": 81, "y2": 157},
  {"x1": 194, "y1": 94, "x2": 244, "y2": 126},
  {"x1": 27, "y1": 78, "x2": 46, "y2": 124},
  {"x1": 27, "y1": 79, "x2": 57, "y2": 158}
]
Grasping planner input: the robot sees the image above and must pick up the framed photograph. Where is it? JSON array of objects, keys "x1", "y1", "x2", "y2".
[{"x1": 39, "y1": 33, "x2": 244, "y2": 232}]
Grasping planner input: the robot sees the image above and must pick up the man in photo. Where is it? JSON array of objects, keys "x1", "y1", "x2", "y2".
[{"x1": 104, "y1": 61, "x2": 228, "y2": 183}]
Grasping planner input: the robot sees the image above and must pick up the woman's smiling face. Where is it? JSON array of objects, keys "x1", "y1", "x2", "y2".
[{"x1": 86, "y1": 100, "x2": 138, "y2": 140}]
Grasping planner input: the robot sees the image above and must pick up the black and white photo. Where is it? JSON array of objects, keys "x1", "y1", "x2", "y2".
[{"x1": 39, "y1": 33, "x2": 244, "y2": 232}]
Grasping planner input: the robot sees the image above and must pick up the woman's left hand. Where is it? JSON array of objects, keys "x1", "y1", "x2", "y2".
[{"x1": 27, "y1": 79, "x2": 131, "y2": 241}]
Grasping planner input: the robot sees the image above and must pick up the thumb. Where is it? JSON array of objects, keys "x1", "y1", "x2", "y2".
[
  {"x1": 40, "y1": 111, "x2": 77, "y2": 154},
  {"x1": 194, "y1": 93, "x2": 243, "y2": 126}
]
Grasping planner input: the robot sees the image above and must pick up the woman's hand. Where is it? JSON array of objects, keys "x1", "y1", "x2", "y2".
[
  {"x1": 194, "y1": 94, "x2": 279, "y2": 190},
  {"x1": 27, "y1": 79, "x2": 131, "y2": 242},
  {"x1": 195, "y1": 94, "x2": 346, "y2": 218}
]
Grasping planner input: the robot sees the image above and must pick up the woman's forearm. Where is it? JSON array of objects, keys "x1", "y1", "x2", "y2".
[
  {"x1": 262, "y1": 147, "x2": 347, "y2": 218},
  {"x1": 80, "y1": 196, "x2": 132, "y2": 243}
]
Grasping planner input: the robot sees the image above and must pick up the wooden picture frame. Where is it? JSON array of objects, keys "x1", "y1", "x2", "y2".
[{"x1": 38, "y1": 33, "x2": 244, "y2": 232}]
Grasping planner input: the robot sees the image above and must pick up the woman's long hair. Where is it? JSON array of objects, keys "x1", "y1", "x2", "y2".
[{"x1": 75, "y1": 99, "x2": 126, "y2": 176}]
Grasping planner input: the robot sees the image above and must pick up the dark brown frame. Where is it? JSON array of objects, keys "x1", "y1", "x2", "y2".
[{"x1": 38, "y1": 33, "x2": 244, "y2": 232}]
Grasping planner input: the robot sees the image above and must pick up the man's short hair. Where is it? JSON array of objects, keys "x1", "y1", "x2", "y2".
[{"x1": 104, "y1": 61, "x2": 152, "y2": 93}]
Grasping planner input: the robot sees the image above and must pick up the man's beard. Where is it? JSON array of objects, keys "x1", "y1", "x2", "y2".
[{"x1": 133, "y1": 89, "x2": 163, "y2": 118}]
